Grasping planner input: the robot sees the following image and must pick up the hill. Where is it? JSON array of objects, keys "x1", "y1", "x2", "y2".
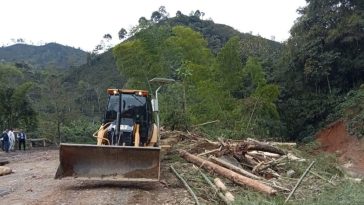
[
  {"x1": 66, "y1": 14, "x2": 282, "y2": 92},
  {"x1": 166, "y1": 14, "x2": 282, "y2": 55},
  {"x1": 0, "y1": 43, "x2": 87, "y2": 69},
  {"x1": 1, "y1": 12, "x2": 286, "y2": 143},
  {"x1": 59, "y1": 15, "x2": 282, "y2": 119}
]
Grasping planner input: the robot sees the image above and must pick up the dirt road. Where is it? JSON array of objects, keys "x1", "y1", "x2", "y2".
[{"x1": 0, "y1": 148, "x2": 192, "y2": 205}]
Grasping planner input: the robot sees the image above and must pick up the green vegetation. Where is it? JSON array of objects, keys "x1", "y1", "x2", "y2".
[
  {"x1": 301, "y1": 181, "x2": 364, "y2": 205},
  {"x1": 113, "y1": 22, "x2": 281, "y2": 139},
  {"x1": 0, "y1": 63, "x2": 37, "y2": 131},
  {"x1": 332, "y1": 86, "x2": 364, "y2": 138},
  {"x1": 0, "y1": 43, "x2": 87, "y2": 69},
  {"x1": 276, "y1": 0, "x2": 364, "y2": 140},
  {"x1": 0, "y1": 1, "x2": 362, "y2": 143},
  {"x1": 0, "y1": 2, "x2": 363, "y2": 204}
]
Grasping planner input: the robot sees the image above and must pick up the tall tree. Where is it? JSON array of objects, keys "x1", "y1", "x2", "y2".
[
  {"x1": 216, "y1": 36, "x2": 243, "y2": 97},
  {"x1": 277, "y1": 0, "x2": 364, "y2": 139},
  {"x1": 0, "y1": 63, "x2": 37, "y2": 131},
  {"x1": 235, "y1": 57, "x2": 281, "y2": 138},
  {"x1": 118, "y1": 28, "x2": 127, "y2": 40}
]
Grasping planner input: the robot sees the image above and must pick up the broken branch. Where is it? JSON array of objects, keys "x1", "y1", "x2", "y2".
[
  {"x1": 170, "y1": 165, "x2": 200, "y2": 205},
  {"x1": 197, "y1": 148, "x2": 221, "y2": 157},
  {"x1": 192, "y1": 120, "x2": 220, "y2": 127},
  {"x1": 284, "y1": 161, "x2": 316, "y2": 204}
]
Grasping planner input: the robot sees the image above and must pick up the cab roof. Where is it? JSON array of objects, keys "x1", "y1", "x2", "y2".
[{"x1": 107, "y1": 89, "x2": 149, "y2": 96}]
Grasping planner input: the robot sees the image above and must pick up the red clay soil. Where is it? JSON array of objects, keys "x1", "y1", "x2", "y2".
[{"x1": 316, "y1": 120, "x2": 364, "y2": 177}]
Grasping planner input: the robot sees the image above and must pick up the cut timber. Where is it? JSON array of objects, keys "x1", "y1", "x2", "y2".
[
  {"x1": 213, "y1": 177, "x2": 235, "y2": 203},
  {"x1": 0, "y1": 158, "x2": 9, "y2": 166},
  {"x1": 197, "y1": 148, "x2": 221, "y2": 157},
  {"x1": 0, "y1": 166, "x2": 12, "y2": 176},
  {"x1": 246, "y1": 142, "x2": 286, "y2": 155},
  {"x1": 214, "y1": 178, "x2": 227, "y2": 192},
  {"x1": 210, "y1": 156, "x2": 262, "y2": 180},
  {"x1": 253, "y1": 156, "x2": 288, "y2": 174},
  {"x1": 248, "y1": 151, "x2": 281, "y2": 158},
  {"x1": 242, "y1": 154, "x2": 259, "y2": 166},
  {"x1": 246, "y1": 138, "x2": 296, "y2": 147},
  {"x1": 199, "y1": 171, "x2": 232, "y2": 205},
  {"x1": 224, "y1": 192, "x2": 235, "y2": 203},
  {"x1": 220, "y1": 155, "x2": 242, "y2": 168},
  {"x1": 269, "y1": 142, "x2": 296, "y2": 147},
  {"x1": 179, "y1": 150, "x2": 277, "y2": 195},
  {"x1": 287, "y1": 153, "x2": 306, "y2": 162}
]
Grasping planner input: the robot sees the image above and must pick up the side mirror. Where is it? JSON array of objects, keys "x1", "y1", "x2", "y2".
[{"x1": 151, "y1": 99, "x2": 159, "y2": 112}]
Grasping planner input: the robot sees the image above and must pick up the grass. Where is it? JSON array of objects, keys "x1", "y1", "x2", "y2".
[{"x1": 301, "y1": 181, "x2": 364, "y2": 205}]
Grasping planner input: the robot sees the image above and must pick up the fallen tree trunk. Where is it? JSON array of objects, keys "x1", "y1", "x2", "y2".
[
  {"x1": 246, "y1": 142, "x2": 286, "y2": 155},
  {"x1": 246, "y1": 138, "x2": 296, "y2": 147},
  {"x1": 210, "y1": 156, "x2": 262, "y2": 180},
  {"x1": 197, "y1": 148, "x2": 221, "y2": 157},
  {"x1": 0, "y1": 166, "x2": 12, "y2": 176},
  {"x1": 0, "y1": 158, "x2": 9, "y2": 166},
  {"x1": 212, "y1": 157, "x2": 289, "y2": 192},
  {"x1": 269, "y1": 142, "x2": 296, "y2": 147},
  {"x1": 179, "y1": 150, "x2": 277, "y2": 195},
  {"x1": 247, "y1": 151, "x2": 281, "y2": 158}
]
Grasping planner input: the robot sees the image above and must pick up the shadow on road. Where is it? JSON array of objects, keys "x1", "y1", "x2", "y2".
[{"x1": 65, "y1": 180, "x2": 162, "y2": 191}]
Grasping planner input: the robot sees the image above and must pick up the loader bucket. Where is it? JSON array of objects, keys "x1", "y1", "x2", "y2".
[{"x1": 55, "y1": 143, "x2": 160, "y2": 181}]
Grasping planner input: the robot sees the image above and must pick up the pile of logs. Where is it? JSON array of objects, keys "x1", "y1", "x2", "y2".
[{"x1": 178, "y1": 138, "x2": 301, "y2": 196}]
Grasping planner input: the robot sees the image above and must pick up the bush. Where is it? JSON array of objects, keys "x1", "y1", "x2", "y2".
[{"x1": 62, "y1": 119, "x2": 99, "y2": 144}]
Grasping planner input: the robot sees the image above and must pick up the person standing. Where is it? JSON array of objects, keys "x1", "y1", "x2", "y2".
[
  {"x1": 8, "y1": 128, "x2": 15, "y2": 151},
  {"x1": 1, "y1": 130, "x2": 10, "y2": 153},
  {"x1": 18, "y1": 129, "x2": 27, "y2": 150},
  {"x1": 0, "y1": 131, "x2": 3, "y2": 151}
]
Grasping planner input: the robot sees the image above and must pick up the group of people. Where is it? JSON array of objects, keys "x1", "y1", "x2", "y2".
[{"x1": 0, "y1": 128, "x2": 27, "y2": 153}]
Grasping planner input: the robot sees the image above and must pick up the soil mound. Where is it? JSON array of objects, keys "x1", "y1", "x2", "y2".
[{"x1": 316, "y1": 120, "x2": 364, "y2": 177}]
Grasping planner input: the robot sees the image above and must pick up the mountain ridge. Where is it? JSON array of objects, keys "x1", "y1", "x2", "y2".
[{"x1": 0, "y1": 42, "x2": 87, "y2": 69}]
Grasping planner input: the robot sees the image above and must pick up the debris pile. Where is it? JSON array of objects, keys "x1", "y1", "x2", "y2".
[{"x1": 161, "y1": 132, "x2": 341, "y2": 204}]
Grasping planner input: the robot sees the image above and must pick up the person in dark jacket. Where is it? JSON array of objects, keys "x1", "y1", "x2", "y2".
[
  {"x1": 1, "y1": 129, "x2": 10, "y2": 153},
  {"x1": 18, "y1": 129, "x2": 27, "y2": 150}
]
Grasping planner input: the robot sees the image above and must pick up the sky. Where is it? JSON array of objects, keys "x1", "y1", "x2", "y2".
[{"x1": 0, "y1": 0, "x2": 307, "y2": 52}]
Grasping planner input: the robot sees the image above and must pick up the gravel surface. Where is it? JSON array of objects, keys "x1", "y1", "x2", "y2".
[{"x1": 0, "y1": 148, "x2": 192, "y2": 205}]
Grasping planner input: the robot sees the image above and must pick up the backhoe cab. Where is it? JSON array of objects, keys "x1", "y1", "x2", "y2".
[{"x1": 55, "y1": 89, "x2": 160, "y2": 181}]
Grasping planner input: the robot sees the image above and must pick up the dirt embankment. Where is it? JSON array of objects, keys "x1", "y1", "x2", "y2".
[{"x1": 316, "y1": 120, "x2": 364, "y2": 177}]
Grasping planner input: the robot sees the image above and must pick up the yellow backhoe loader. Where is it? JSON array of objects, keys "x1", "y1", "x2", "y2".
[{"x1": 55, "y1": 87, "x2": 164, "y2": 181}]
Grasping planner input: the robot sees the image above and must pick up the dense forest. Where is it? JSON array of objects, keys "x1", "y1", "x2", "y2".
[
  {"x1": 0, "y1": 0, "x2": 363, "y2": 143},
  {"x1": 0, "y1": 43, "x2": 87, "y2": 69}
]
